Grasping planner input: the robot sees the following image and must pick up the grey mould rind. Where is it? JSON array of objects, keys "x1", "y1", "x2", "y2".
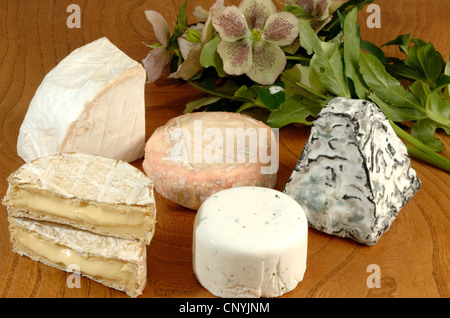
[{"x1": 284, "y1": 97, "x2": 421, "y2": 245}]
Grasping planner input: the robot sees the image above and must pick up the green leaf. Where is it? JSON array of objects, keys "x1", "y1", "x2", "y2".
[
  {"x1": 318, "y1": 0, "x2": 375, "y2": 41},
  {"x1": 360, "y1": 39, "x2": 387, "y2": 63},
  {"x1": 384, "y1": 63, "x2": 424, "y2": 82},
  {"x1": 253, "y1": 83, "x2": 286, "y2": 111},
  {"x1": 169, "y1": 0, "x2": 188, "y2": 46},
  {"x1": 281, "y1": 64, "x2": 326, "y2": 99},
  {"x1": 368, "y1": 92, "x2": 423, "y2": 122},
  {"x1": 411, "y1": 119, "x2": 444, "y2": 152},
  {"x1": 266, "y1": 95, "x2": 324, "y2": 128},
  {"x1": 404, "y1": 38, "x2": 445, "y2": 88},
  {"x1": 299, "y1": 19, "x2": 350, "y2": 97},
  {"x1": 426, "y1": 90, "x2": 450, "y2": 132},
  {"x1": 281, "y1": 5, "x2": 313, "y2": 19},
  {"x1": 200, "y1": 36, "x2": 227, "y2": 77},
  {"x1": 381, "y1": 33, "x2": 411, "y2": 54},
  {"x1": 359, "y1": 52, "x2": 423, "y2": 111},
  {"x1": 233, "y1": 85, "x2": 255, "y2": 101},
  {"x1": 297, "y1": 19, "x2": 324, "y2": 55},
  {"x1": 184, "y1": 96, "x2": 222, "y2": 113},
  {"x1": 343, "y1": 7, "x2": 369, "y2": 99},
  {"x1": 434, "y1": 74, "x2": 450, "y2": 93}
]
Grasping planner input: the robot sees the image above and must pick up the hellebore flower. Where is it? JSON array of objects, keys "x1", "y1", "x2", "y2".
[
  {"x1": 211, "y1": 0, "x2": 299, "y2": 85},
  {"x1": 142, "y1": 10, "x2": 172, "y2": 83},
  {"x1": 285, "y1": 0, "x2": 347, "y2": 32}
]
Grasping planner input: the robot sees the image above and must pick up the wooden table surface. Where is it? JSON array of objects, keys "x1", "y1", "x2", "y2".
[{"x1": 0, "y1": 0, "x2": 449, "y2": 298}]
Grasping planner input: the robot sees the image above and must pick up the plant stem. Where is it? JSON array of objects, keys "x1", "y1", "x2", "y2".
[
  {"x1": 187, "y1": 80, "x2": 250, "y2": 103},
  {"x1": 406, "y1": 146, "x2": 450, "y2": 172},
  {"x1": 282, "y1": 72, "x2": 328, "y2": 100},
  {"x1": 285, "y1": 55, "x2": 310, "y2": 63}
]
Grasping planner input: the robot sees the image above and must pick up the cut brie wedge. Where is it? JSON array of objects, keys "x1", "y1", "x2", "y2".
[
  {"x1": 3, "y1": 153, "x2": 156, "y2": 244},
  {"x1": 9, "y1": 217, "x2": 146, "y2": 298},
  {"x1": 17, "y1": 37, "x2": 146, "y2": 163}
]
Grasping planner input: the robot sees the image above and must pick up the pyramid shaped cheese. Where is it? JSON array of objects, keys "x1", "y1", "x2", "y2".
[
  {"x1": 284, "y1": 97, "x2": 421, "y2": 245},
  {"x1": 17, "y1": 37, "x2": 146, "y2": 163}
]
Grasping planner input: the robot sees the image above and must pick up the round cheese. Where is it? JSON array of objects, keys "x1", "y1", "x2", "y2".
[
  {"x1": 142, "y1": 112, "x2": 278, "y2": 210},
  {"x1": 192, "y1": 186, "x2": 308, "y2": 298}
]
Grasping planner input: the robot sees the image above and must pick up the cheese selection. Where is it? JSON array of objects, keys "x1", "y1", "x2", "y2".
[
  {"x1": 2, "y1": 35, "x2": 424, "y2": 297},
  {"x1": 193, "y1": 186, "x2": 308, "y2": 298},
  {"x1": 142, "y1": 111, "x2": 278, "y2": 210},
  {"x1": 284, "y1": 97, "x2": 421, "y2": 245},
  {"x1": 17, "y1": 37, "x2": 146, "y2": 163},
  {"x1": 2, "y1": 153, "x2": 156, "y2": 297}
]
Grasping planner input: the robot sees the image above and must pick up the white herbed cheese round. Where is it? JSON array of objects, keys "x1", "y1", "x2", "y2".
[{"x1": 193, "y1": 186, "x2": 308, "y2": 298}]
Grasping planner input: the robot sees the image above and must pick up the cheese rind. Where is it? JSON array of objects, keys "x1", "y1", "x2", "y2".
[
  {"x1": 3, "y1": 153, "x2": 156, "y2": 244},
  {"x1": 284, "y1": 97, "x2": 421, "y2": 245},
  {"x1": 193, "y1": 186, "x2": 308, "y2": 298},
  {"x1": 9, "y1": 217, "x2": 146, "y2": 298},
  {"x1": 143, "y1": 112, "x2": 278, "y2": 210},
  {"x1": 17, "y1": 37, "x2": 146, "y2": 163}
]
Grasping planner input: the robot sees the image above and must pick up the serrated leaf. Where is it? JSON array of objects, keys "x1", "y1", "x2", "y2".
[
  {"x1": 310, "y1": 44, "x2": 351, "y2": 97},
  {"x1": 405, "y1": 38, "x2": 445, "y2": 88},
  {"x1": 381, "y1": 33, "x2": 411, "y2": 54},
  {"x1": 368, "y1": 93, "x2": 423, "y2": 122},
  {"x1": 266, "y1": 95, "x2": 324, "y2": 128},
  {"x1": 343, "y1": 7, "x2": 369, "y2": 99},
  {"x1": 411, "y1": 119, "x2": 445, "y2": 152},
  {"x1": 359, "y1": 52, "x2": 423, "y2": 111}
]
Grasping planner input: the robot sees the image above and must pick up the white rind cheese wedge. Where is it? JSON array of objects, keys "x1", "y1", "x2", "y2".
[
  {"x1": 3, "y1": 153, "x2": 156, "y2": 244},
  {"x1": 143, "y1": 112, "x2": 278, "y2": 210},
  {"x1": 284, "y1": 97, "x2": 421, "y2": 245},
  {"x1": 9, "y1": 216, "x2": 146, "y2": 298},
  {"x1": 17, "y1": 37, "x2": 146, "y2": 163},
  {"x1": 193, "y1": 186, "x2": 308, "y2": 298}
]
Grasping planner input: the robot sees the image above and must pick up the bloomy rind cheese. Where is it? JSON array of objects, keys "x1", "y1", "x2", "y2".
[
  {"x1": 284, "y1": 97, "x2": 421, "y2": 245},
  {"x1": 9, "y1": 216, "x2": 146, "y2": 298},
  {"x1": 17, "y1": 37, "x2": 146, "y2": 163},
  {"x1": 3, "y1": 153, "x2": 156, "y2": 244}
]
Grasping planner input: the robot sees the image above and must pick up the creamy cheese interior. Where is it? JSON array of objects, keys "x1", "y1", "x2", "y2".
[
  {"x1": 6, "y1": 186, "x2": 154, "y2": 240},
  {"x1": 11, "y1": 225, "x2": 138, "y2": 291}
]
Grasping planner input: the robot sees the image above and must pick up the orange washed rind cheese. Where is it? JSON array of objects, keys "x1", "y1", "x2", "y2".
[{"x1": 143, "y1": 112, "x2": 278, "y2": 210}]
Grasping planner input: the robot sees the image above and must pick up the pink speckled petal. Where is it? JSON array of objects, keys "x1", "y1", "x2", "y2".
[
  {"x1": 217, "y1": 39, "x2": 253, "y2": 76},
  {"x1": 262, "y1": 11, "x2": 299, "y2": 46},
  {"x1": 247, "y1": 41, "x2": 286, "y2": 85},
  {"x1": 211, "y1": 6, "x2": 250, "y2": 42},
  {"x1": 239, "y1": 0, "x2": 276, "y2": 30},
  {"x1": 201, "y1": 0, "x2": 225, "y2": 44},
  {"x1": 142, "y1": 47, "x2": 171, "y2": 83},
  {"x1": 144, "y1": 10, "x2": 171, "y2": 47}
]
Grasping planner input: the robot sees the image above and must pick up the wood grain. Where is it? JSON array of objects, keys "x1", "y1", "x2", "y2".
[{"x1": 0, "y1": 0, "x2": 449, "y2": 298}]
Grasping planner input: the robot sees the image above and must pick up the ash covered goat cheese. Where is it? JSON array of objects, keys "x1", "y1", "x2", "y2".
[
  {"x1": 284, "y1": 97, "x2": 421, "y2": 245},
  {"x1": 193, "y1": 186, "x2": 308, "y2": 298}
]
